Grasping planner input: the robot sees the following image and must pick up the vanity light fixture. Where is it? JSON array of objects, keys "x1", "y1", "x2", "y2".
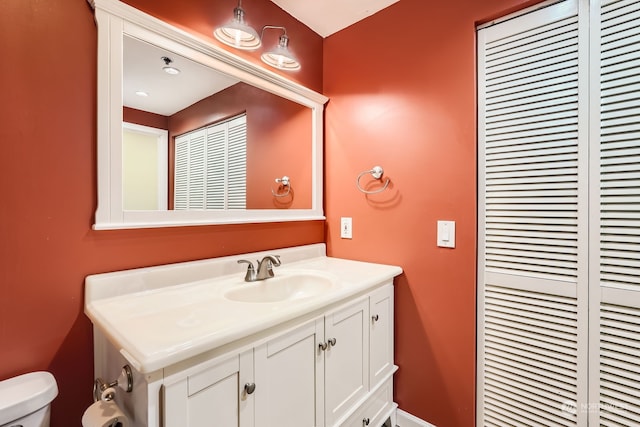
[
  {"x1": 161, "y1": 56, "x2": 180, "y2": 75},
  {"x1": 260, "y1": 26, "x2": 300, "y2": 71},
  {"x1": 214, "y1": 0, "x2": 261, "y2": 50},
  {"x1": 135, "y1": 90, "x2": 149, "y2": 97}
]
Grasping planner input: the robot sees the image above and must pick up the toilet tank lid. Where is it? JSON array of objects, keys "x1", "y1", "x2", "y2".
[{"x1": 0, "y1": 371, "x2": 58, "y2": 425}]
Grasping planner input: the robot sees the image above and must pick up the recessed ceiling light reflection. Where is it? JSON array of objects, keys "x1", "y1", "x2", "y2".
[{"x1": 161, "y1": 56, "x2": 180, "y2": 75}]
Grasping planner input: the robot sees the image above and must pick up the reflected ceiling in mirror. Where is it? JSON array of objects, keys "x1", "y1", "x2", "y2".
[
  {"x1": 123, "y1": 36, "x2": 239, "y2": 116},
  {"x1": 89, "y1": 0, "x2": 328, "y2": 229}
]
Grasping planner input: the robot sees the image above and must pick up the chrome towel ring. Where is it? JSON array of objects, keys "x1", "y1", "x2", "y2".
[
  {"x1": 272, "y1": 175, "x2": 291, "y2": 197},
  {"x1": 356, "y1": 166, "x2": 390, "y2": 194}
]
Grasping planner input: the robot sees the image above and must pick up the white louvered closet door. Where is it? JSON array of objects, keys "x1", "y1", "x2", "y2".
[
  {"x1": 174, "y1": 115, "x2": 247, "y2": 210},
  {"x1": 591, "y1": 0, "x2": 640, "y2": 424},
  {"x1": 477, "y1": 1, "x2": 590, "y2": 425}
]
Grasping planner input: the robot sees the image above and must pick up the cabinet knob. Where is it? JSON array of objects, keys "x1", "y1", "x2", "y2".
[
  {"x1": 327, "y1": 337, "x2": 337, "y2": 347},
  {"x1": 372, "y1": 314, "x2": 379, "y2": 322},
  {"x1": 319, "y1": 342, "x2": 328, "y2": 351},
  {"x1": 244, "y1": 382, "x2": 256, "y2": 394},
  {"x1": 363, "y1": 418, "x2": 370, "y2": 426}
]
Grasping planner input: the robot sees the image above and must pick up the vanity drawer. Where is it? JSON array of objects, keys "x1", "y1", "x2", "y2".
[{"x1": 340, "y1": 376, "x2": 394, "y2": 427}]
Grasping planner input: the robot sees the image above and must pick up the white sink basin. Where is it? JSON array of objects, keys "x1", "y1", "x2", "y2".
[{"x1": 224, "y1": 273, "x2": 335, "y2": 303}]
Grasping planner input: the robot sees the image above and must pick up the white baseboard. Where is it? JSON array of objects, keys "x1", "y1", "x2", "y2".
[{"x1": 395, "y1": 409, "x2": 436, "y2": 427}]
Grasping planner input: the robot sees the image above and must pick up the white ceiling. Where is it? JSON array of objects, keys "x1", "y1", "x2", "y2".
[
  {"x1": 272, "y1": 0, "x2": 400, "y2": 37},
  {"x1": 124, "y1": 36, "x2": 239, "y2": 116}
]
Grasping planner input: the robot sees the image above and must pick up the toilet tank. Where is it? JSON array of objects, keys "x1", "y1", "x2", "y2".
[{"x1": 0, "y1": 372, "x2": 58, "y2": 427}]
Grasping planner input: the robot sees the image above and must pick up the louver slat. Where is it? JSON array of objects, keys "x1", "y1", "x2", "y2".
[
  {"x1": 485, "y1": 358, "x2": 576, "y2": 394},
  {"x1": 602, "y1": 0, "x2": 640, "y2": 26},
  {"x1": 187, "y1": 131, "x2": 206, "y2": 210},
  {"x1": 206, "y1": 128, "x2": 226, "y2": 210},
  {"x1": 487, "y1": 74, "x2": 578, "y2": 104},
  {"x1": 601, "y1": 371, "x2": 640, "y2": 389},
  {"x1": 478, "y1": 3, "x2": 583, "y2": 424},
  {"x1": 174, "y1": 136, "x2": 189, "y2": 210},
  {"x1": 487, "y1": 94, "x2": 578, "y2": 121},
  {"x1": 483, "y1": 9, "x2": 579, "y2": 281},
  {"x1": 599, "y1": 302, "x2": 640, "y2": 424},
  {"x1": 486, "y1": 383, "x2": 575, "y2": 426},
  {"x1": 483, "y1": 284, "x2": 578, "y2": 424}
]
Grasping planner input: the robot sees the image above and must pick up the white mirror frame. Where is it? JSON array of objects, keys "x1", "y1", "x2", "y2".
[{"x1": 89, "y1": 0, "x2": 328, "y2": 229}]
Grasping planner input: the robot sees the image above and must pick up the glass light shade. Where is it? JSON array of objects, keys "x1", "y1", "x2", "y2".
[
  {"x1": 214, "y1": 6, "x2": 261, "y2": 50},
  {"x1": 261, "y1": 35, "x2": 300, "y2": 71},
  {"x1": 162, "y1": 66, "x2": 180, "y2": 75}
]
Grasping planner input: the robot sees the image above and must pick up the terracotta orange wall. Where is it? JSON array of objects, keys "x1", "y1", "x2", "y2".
[
  {"x1": 123, "y1": 107, "x2": 169, "y2": 130},
  {"x1": 168, "y1": 83, "x2": 312, "y2": 209},
  {"x1": 0, "y1": 1, "x2": 322, "y2": 426},
  {"x1": 323, "y1": 0, "x2": 540, "y2": 426}
]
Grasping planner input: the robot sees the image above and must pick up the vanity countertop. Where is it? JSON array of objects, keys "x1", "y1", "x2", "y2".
[{"x1": 85, "y1": 244, "x2": 402, "y2": 373}]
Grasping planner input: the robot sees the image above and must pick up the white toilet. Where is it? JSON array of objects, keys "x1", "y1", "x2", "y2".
[{"x1": 0, "y1": 371, "x2": 58, "y2": 427}]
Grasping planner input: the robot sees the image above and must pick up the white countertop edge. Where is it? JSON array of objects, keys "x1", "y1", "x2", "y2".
[{"x1": 84, "y1": 245, "x2": 403, "y2": 373}]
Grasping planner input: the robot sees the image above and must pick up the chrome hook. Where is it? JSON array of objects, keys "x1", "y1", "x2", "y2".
[
  {"x1": 272, "y1": 175, "x2": 291, "y2": 197},
  {"x1": 356, "y1": 166, "x2": 390, "y2": 194}
]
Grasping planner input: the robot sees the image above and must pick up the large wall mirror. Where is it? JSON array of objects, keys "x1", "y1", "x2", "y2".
[{"x1": 89, "y1": 0, "x2": 328, "y2": 229}]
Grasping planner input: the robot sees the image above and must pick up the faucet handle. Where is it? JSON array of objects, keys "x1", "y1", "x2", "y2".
[
  {"x1": 237, "y1": 259, "x2": 256, "y2": 282},
  {"x1": 255, "y1": 255, "x2": 281, "y2": 280}
]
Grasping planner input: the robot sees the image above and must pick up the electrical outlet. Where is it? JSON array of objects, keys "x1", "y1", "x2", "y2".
[{"x1": 340, "y1": 217, "x2": 353, "y2": 239}]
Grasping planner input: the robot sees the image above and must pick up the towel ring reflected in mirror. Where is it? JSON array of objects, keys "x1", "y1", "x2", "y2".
[{"x1": 272, "y1": 176, "x2": 291, "y2": 197}]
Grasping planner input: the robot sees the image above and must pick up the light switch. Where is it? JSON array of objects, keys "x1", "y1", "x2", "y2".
[
  {"x1": 437, "y1": 220, "x2": 455, "y2": 248},
  {"x1": 341, "y1": 217, "x2": 353, "y2": 239}
]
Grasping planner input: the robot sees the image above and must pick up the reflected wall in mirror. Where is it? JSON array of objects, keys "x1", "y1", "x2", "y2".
[{"x1": 90, "y1": 0, "x2": 328, "y2": 229}]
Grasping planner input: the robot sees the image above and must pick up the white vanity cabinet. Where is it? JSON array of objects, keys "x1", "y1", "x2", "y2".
[
  {"x1": 85, "y1": 245, "x2": 403, "y2": 427},
  {"x1": 161, "y1": 283, "x2": 394, "y2": 427}
]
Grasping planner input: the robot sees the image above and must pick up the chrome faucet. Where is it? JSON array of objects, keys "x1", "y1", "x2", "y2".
[
  {"x1": 256, "y1": 255, "x2": 281, "y2": 280},
  {"x1": 237, "y1": 255, "x2": 281, "y2": 282}
]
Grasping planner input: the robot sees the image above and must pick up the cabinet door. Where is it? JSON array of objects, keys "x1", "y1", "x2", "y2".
[
  {"x1": 369, "y1": 284, "x2": 394, "y2": 388},
  {"x1": 324, "y1": 297, "x2": 369, "y2": 426},
  {"x1": 162, "y1": 350, "x2": 254, "y2": 427},
  {"x1": 254, "y1": 318, "x2": 324, "y2": 427}
]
